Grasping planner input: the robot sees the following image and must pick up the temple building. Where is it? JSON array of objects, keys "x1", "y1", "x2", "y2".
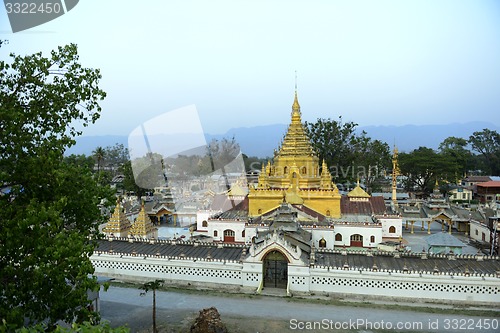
[
  {"x1": 129, "y1": 202, "x2": 158, "y2": 239},
  {"x1": 248, "y1": 91, "x2": 341, "y2": 218},
  {"x1": 102, "y1": 198, "x2": 131, "y2": 237}
]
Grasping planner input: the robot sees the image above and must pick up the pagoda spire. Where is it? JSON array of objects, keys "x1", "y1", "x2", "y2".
[
  {"x1": 129, "y1": 200, "x2": 157, "y2": 239},
  {"x1": 103, "y1": 197, "x2": 131, "y2": 237},
  {"x1": 292, "y1": 71, "x2": 301, "y2": 117},
  {"x1": 391, "y1": 145, "x2": 400, "y2": 210}
]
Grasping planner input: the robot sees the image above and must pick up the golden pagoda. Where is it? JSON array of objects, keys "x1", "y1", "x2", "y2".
[
  {"x1": 248, "y1": 91, "x2": 341, "y2": 217},
  {"x1": 129, "y1": 201, "x2": 157, "y2": 239},
  {"x1": 103, "y1": 198, "x2": 132, "y2": 237}
]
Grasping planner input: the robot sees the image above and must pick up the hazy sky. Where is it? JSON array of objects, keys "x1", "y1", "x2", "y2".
[{"x1": 1, "y1": 0, "x2": 499, "y2": 136}]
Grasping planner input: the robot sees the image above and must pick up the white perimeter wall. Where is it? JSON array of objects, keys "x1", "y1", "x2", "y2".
[{"x1": 91, "y1": 254, "x2": 499, "y2": 305}]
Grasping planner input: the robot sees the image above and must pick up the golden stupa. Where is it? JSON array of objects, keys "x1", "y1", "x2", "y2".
[{"x1": 248, "y1": 91, "x2": 341, "y2": 217}]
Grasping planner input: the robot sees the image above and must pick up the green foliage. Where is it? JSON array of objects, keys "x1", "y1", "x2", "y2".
[
  {"x1": 399, "y1": 147, "x2": 459, "y2": 195},
  {"x1": 468, "y1": 129, "x2": 500, "y2": 175},
  {"x1": 120, "y1": 160, "x2": 147, "y2": 197},
  {"x1": 304, "y1": 116, "x2": 390, "y2": 190},
  {"x1": 242, "y1": 154, "x2": 267, "y2": 173},
  {"x1": 64, "y1": 154, "x2": 95, "y2": 170},
  {"x1": 9, "y1": 321, "x2": 129, "y2": 333},
  {"x1": 438, "y1": 136, "x2": 473, "y2": 175},
  {"x1": 104, "y1": 143, "x2": 129, "y2": 166},
  {"x1": 139, "y1": 279, "x2": 165, "y2": 294},
  {"x1": 140, "y1": 280, "x2": 165, "y2": 333},
  {"x1": 0, "y1": 44, "x2": 110, "y2": 329}
]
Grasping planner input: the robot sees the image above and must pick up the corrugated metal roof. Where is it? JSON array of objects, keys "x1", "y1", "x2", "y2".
[
  {"x1": 95, "y1": 239, "x2": 245, "y2": 261},
  {"x1": 340, "y1": 196, "x2": 386, "y2": 215},
  {"x1": 425, "y1": 232, "x2": 465, "y2": 248}
]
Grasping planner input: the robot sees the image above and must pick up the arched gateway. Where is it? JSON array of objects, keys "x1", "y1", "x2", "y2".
[{"x1": 263, "y1": 250, "x2": 288, "y2": 288}]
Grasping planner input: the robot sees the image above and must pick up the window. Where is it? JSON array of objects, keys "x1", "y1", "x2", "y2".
[
  {"x1": 370, "y1": 235, "x2": 375, "y2": 243},
  {"x1": 242, "y1": 230, "x2": 245, "y2": 237},
  {"x1": 284, "y1": 166, "x2": 288, "y2": 174},
  {"x1": 224, "y1": 229, "x2": 235, "y2": 236},
  {"x1": 389, "y1": 226, "x2": 396, "y2": 234},
  {"x1": 202, "y1": 220, "x2": 208, "y2": 227},
  {"x1": 258, "y1": 209, "x2": 262, "y2": 214},
  {"x1": 475, "y1": 229, "x2": 478, "y2": 236},
  {"x1": 213, "y1": 230, "x2": 218, "y2": 237},
  {"x1": 319, "y1": 238, "x2": 327, "y2": 248},
  {"x1": 482, "y1": 232, "x2": 486, "y2": 241},
  {"x1": 335, "y1": 233, "x2": 342, "y2": 242},
  {"x1": 301, "y1": 166, "x2": 307, "y2": 175},
  {"x1": 350, "y1": 234, "x2": 363, "y2": 241},
  {"x1": 326, "y1": 210, "x2": 331, "y2": 217}
]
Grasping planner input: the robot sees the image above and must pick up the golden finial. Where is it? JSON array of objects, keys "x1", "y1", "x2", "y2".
[{"x1": 292, "y1": 71, "x2": 300, "y2": 115}]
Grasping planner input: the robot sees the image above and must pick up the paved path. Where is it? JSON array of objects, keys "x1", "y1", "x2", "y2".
[{"x1": 100, "y1": 286, "x2": 499, "y2": 332}]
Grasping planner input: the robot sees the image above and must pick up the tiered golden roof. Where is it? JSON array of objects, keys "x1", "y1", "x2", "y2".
[
  {"x1": 129, "y1": 202, "x2": 156, "y2": 238},
  {"x1": 248, "y1": 90, "x2": 341, "y2": 217},
  {"x1": 275, "y1": 91, "x2": 317, "y2": 159},
  {"x1": 103, "y1": 198, "x2": 131, "y2": 236}
]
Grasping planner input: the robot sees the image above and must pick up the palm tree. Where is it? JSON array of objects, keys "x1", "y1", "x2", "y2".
[
  {"x1": 93, "y1": 146, "x2": 106, "y2": 174},
  {"x1": 139, "y1": 279, "x2": 165, "y2": 333}
]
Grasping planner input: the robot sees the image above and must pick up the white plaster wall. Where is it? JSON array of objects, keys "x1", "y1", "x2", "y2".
[
  {"x1": 209, "y1": 220, "x2": 246, "y2": 242},
  {"x1": 311, "y1": 229, "x2": 335, "y2": 250},
  {"x1": 91, "y1": 253, "x2": 500, "y2": 305},
  {"x1": 470, "y1": 222, "x2": 490, "y2": 244},
  {"x1": 380, "y1": 218, "x2": 403, "y2": 238},
  {"x1": 92, "y1": 254, "x2": 243, "y2": 286},
  {"x1": 241, "y1": 262, "x2": 262, "y2": 288},
  {"x1": 309, "y1": 268, "x2": 499, "y2": 303},
  {"x1": 288, "y1": 265, "x2": 311, "y2": 293},
  {"x1": 334, "y1": 225, "x2": 382, "y2": 248},
  {"x1": 196, "y1": 211, "x2": 212, "y2": 231}
]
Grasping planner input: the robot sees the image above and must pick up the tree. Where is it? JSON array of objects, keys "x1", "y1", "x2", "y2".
[
  {"x1": 0, "y1": 44, "x2": 109, "y2": 329},
  {"x1": 399, "y1": 147, "x2": 458, "y2": 196},
  {"x1": 139, "y1": 279, "x2": 165, "y2": 333},
  {"x1": 93, "y1": 146, "x2": 106, "y2": 173},
  {"x1": 304, "y1": 117, "x2": 390, "y2": 188},
  {"x1": 64, "y1": 154, "x2": 95, "y2": 170},
  {"x1": 438, "y1": 136, "x2": 473, "y2": 178},
  {"x1": 104, "y1": 143, "x2": 129, "y2": 175},
  {"x1": 468, "y1": 129, "x2": 500, "y2": 175}
]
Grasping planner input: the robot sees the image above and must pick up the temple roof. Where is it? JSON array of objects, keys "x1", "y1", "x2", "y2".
[
  {"x1": 103, "y1": 199, "x2": 131, "y2": 234},
  {"x1": 129, "y1": 203, "x2": 156, "y2": 237},
  {"x1": 341, "y1": 196, "x2": 386, "y2": 215},
  {"x1": 347, "y1": 182, "x2": 370, "y2": 198},
  {"x1": 275, "y1": 91, "x2": 317, "y2": 158}
]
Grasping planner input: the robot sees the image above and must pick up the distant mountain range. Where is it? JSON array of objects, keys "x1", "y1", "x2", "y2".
[{"x1": 66, "y1": 121, "x2": 499, "y2": 158}]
